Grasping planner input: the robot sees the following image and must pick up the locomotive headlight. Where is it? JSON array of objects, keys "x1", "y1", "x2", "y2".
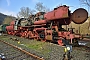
[
  {"x1": 67, "y1": 47, "x2": 70, "y2": 50},
  {"x1": 66, "y1": 45, "x2": 72, "y2": 52}
]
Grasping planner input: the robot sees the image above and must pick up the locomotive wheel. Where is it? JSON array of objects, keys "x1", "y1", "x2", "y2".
[
  {"x1": 12, "y1": 31, "x2": 16, "y2": 35},
  {"x1": 12, "y1": 33, "x2": 15, "y2": 35},
  {"x1": 7, "y1": 31, "x2": 10, "y2": 35},
  {"x1": 42, "y1": 39, "x2": 46, "y2": 42},
  {"x1": 57, "y1": 40, "x2": 64, "y2": 46},
  {"x1": 40, "y1": 38, "x2": 46, "y2": 42}
]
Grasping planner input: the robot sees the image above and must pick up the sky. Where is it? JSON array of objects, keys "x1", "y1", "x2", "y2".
[{"x1": 0, "y1": 0, "x2": 89, "y2": 17}]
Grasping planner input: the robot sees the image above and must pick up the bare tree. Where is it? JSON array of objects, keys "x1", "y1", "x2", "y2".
[
  {"x1": 35, "y1": 2, "x2": 50, "y2": 12},
  {"x1": 43, "y1": 6, "x2": 50, "y2": 12},
  {"x1": 79, "y1": 0, "x2": 90, "y2": 7},
  {"x1": 16, "y1": 13, "x2": 20, "y2": 19},
  {"x1": 18, "y1": 7, "x2": 35, "y2": 18}
]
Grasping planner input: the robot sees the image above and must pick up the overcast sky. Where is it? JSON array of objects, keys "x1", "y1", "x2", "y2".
[{"x1": 0, "y1": 0, "x2": 89, "y2": 17}]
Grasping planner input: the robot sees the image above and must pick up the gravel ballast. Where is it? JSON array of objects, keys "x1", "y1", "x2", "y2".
[{"x1": 0, "y1": 34, "x2": 90, "y2": 60}]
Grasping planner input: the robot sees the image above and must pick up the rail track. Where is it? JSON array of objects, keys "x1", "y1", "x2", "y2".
[
  {"x1": 76, "y1": 39, "x2": 90, "y2": 52},
  {"x1": 0, "y1": 40, "x2": 44, "y2": 60},
  {"x1": 74, "y1": 45, "x2": 90, "y2": 52},
  {"x1": 0, "y1": 34, "x2": 90, "y2": 60}
]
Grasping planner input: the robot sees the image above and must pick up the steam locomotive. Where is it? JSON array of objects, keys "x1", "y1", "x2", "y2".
[{"x1": 6, "y1": 5, "x2": 88, "y2": 46}]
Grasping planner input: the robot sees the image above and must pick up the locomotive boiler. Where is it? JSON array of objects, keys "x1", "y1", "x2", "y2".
[{"x1": 6, "y1": 5, "x2": 88, "y2": 46}]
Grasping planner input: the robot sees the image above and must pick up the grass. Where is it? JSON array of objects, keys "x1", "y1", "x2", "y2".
[
  {"x1": 24, "y1": 41, "x2": 51, "y2": 54},
  {"x1": 0, "y1": 35, "x2": 9, "y2": 40},
  {"x1": 0, "y1": 35, "x2": 51, "y2": 56},
  {"x1": 25, "y1": 42, "x2": 44, "y2": 49}
]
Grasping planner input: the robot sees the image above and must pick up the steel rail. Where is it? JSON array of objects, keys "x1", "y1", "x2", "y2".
[{"x1": 0, "y1": 40, "x2": 44, "y2": 60}]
